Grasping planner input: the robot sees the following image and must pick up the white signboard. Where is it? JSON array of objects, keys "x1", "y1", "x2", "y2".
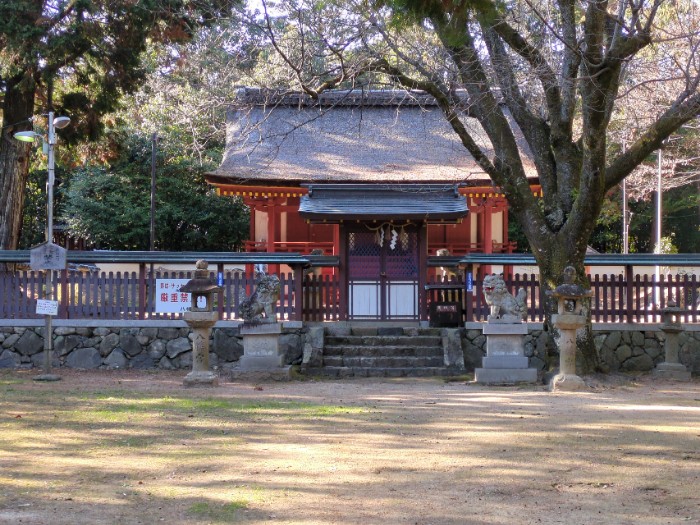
[
  {"x1": 30, "y1": 242, "x2": 67, "y2": 271},
  {"x1": 155, "y1": 279, "x2": 191, "y2": 313},
  {"x1": 36, "y1": 299, "x2": 59, "y2": 316}
]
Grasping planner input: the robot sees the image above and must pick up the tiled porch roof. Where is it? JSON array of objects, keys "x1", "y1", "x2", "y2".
[{"x1": 299, "y1": 184, "x2": 468, "y2": 222}]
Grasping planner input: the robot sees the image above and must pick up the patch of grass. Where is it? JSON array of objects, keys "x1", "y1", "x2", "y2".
[
  {"x1": 443, "y1": 374, "x2": 474, "y2": 383},
  {"x1": 0, "y1": 377, "x2": 24, "y2": 386},
  {"x1": 188, "y1": 499, "x2": 248, "y2": 521},
  {"x1": 306, "y1": 405, "x2": 368, "y2": 416},
  {"x1": 161, "y1": 397, "x2": 369, "y2": 418}
]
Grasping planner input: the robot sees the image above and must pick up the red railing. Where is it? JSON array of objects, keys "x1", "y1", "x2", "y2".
[
  {"x1": 3, "y1": 270, "x2": 699, "y2": 323},
  {"x1": 0, "y1": 270, "x2": 342, "y2": 322},
  {"x1": 428, "y1": 241, "x2": 517, "y2": 255},
  {"x1": 244, "y1": 241, "x2": 335, "y2": 254},
  {"x1": 425, "y1": 273, "x2": 700, "y2": 323}
]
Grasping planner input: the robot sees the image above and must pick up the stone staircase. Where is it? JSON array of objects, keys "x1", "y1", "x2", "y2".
[{"x1": 319, "y1": 327, "x2": 460, "y2": 378}]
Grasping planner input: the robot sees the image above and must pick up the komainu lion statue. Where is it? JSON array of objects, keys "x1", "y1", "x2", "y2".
[
  {"x1": 482, "y1": 274, "x2": 527, "y2": 321},
  {"x1": 239, "y1": 274, "x2": 281, "y2": 323}
]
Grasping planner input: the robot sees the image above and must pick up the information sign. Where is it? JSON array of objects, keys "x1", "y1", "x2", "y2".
[
  {"x1": 466, "y1": 272, "x2": 473, "y2": 293},
  {"x1": 36, "y1": 299, "x2": 59, "y2": 316},
  {"x1": 30, "y1": 242, "x2": 67, "y2": 271},
  {"x1": 155, "y1": 279, "x2": 191, "y2": 313}
]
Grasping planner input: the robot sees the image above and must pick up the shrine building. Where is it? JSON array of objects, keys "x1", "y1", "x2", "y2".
[{"x1": 206, "y1": 88, "x2": 537, "y2": 321}]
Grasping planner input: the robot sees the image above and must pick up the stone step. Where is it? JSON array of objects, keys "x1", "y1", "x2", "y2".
[
  {"x1": 320, "y1": 366, "x2": 460, "y2": 378},
  {"x1": 323, "y1": 355, "x2": 444, "y2": 368},
  {"x1": 323, "y1": 345, "x2": 443, "y2": 358},
  {"x1": 319, "y1": 328, "x2": 453, "y2": 378},
  {"x1": 347, "y1": 327, "x2": 443, "y2": 337},
  {"x1": 325, "y1": 335, "x2": 442, "y2": 347}
]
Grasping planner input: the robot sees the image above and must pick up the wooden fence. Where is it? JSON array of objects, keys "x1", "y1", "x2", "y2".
[
  {"x1": 2, "y1": 269, "x2": 699, "y2": 323},
  {"x1": 0, "y1": 270, "x2": 342, "y2": 322},
  {"x1": 427, "y1": 273, "x2": 700, "y2": 323}
]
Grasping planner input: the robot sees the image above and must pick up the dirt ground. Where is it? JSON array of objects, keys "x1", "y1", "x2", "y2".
[{"x1": 1, "y1": 369, "x2": 699, "y2": 525}]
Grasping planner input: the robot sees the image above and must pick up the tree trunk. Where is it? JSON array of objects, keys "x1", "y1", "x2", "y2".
[{"x1": 0, "y1": 76, "x2": 36, "y2": 251}]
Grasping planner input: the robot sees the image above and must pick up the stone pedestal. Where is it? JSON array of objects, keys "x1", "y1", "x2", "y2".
[
  {"x1": 183, "y1": 311, "x2": 219, "y2": 387},
  {"x1": 233, "y1": 323, "x2": 291, "y2": 380},
  {"x1": 551, "y1": 313, "x2": 586, "y2": 392},
  {"x1": 653, "y1": 324, "x2": 691, "y2": 381},
  {"x1": 475, "y1": 322, "x2": 537, "y2": 384}
]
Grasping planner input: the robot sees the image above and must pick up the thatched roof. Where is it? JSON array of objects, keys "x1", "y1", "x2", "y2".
[{"x1": 209, "y1": 88, "x2": 535, "y2": 185}]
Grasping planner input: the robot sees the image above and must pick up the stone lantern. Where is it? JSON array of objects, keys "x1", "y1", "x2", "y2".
[
  {"x1": 548, "y1": 266, "x2": 592, "y2": 391},
  {"x1": 179, "y1": 260, "x2": 222, "y2": 386},
  {"x1": 653, "y1": 301, "x2": 691, "y2": 381}
]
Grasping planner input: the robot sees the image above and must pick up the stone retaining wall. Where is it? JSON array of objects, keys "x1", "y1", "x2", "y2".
[
  {"x1": 463, "y1": 323, "x2": 700, "y2": 374},
  {"x1": 0, "y1": 322, "x2": 306, "y2": 372},
  {"x1": 1, "y1": 321, "x2": 698, "y2": 375}
]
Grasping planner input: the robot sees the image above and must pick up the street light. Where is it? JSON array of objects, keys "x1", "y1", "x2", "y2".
[{"x1": 14, "y1": 111, "x2": 71, "y2": 381}]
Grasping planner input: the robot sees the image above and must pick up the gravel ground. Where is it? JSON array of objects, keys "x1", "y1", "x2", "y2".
[{"x1": 1, "y1": 369, "x2": 699, "y2": 525}]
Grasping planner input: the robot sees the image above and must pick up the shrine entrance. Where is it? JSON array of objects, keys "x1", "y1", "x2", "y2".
[{"x1": 346, "y1": 223, "x2": 421, "y2": 320}]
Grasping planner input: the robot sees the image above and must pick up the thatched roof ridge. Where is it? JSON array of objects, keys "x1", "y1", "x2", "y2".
[
  {"x1": 232, "y1": 87, "x2": 441, "y2": 108},
  {"x1": 210, "y1": 88, "x2": 535, "y2": 185}
]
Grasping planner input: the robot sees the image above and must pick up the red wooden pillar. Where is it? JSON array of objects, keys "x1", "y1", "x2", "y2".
[
  {"x1": 625, "y1": 264, "x2": 634, "y2": 324},
  {"x1": 138, "y1": 263, "x2": 147, "y2": 320},
  {"x1": 481, "y1": 201, "x2": 493, "y2": 275},
  {"x1": 248, "y1": 205, "x2": 256, "y2": 246},
  {"x1": 333, "y1": 224, "x2": 340, "y2": 256},
  {"x1": 477, "y1": 209, "x2": 485, "y2": 253},
  {"x1": 499, "y1": 202, "x2": 514, "y2": 277},
  {"x1": 293, "y1": 263, "x2": 304, "y2": 321},
  {"x1": 465, "y1": 263, "x2": 474, "y2": 322},
  {"x1": 59, "y1": 269, "x2": 69, "y2": 318},
  {"x1": 217, "y1": 262, "x2": 225, "y2": 320},
  {"x1": 244, "y1": 199, "x2": 258, "y2": 280},
  {"x1": 338, "y1": 223, "x2": 348, "y2": 321},
  {"x1": 465, "y1": 212, "x2": 472, "y2": 253},
  {"x1": 267, "y1": 202, "x2": 279, "y2": 274},
  {"x1": 484, "y1": 202, "x2": 493, "y2": 254},
  {"x1": 419, "y1": 222, "x2": 429, "y2": 322}
]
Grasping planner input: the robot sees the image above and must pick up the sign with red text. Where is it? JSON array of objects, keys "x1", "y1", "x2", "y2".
[{"x1": 155, "y1": 279, "x2": 191, "y2": 313}]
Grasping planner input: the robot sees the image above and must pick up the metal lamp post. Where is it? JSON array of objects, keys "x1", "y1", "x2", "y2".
[{"x1": 14, "y1": 111, "x2": 71, "y2": 381}]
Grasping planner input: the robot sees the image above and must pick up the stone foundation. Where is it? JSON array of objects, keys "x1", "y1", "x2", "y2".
[
  {"x1": 465, "y1": 323, "x2": 700, "y2": 375},
  {"x1": 0, "y1": 321, "x2": 306, "y2": 373},
  {"x1": 1, "y1": 321, "x2": 698, "y2": 375}
]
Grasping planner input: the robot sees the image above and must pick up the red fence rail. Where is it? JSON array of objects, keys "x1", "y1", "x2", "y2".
[
  {"x1": 426, "y1": 273, "x2": 700, "y2": 323},
  {"x1": 1, "y1": 270, "x2": 343, "y2": 322},
  {"x1": 3, "y1": 270, "x2": 699, "y2": 323}
]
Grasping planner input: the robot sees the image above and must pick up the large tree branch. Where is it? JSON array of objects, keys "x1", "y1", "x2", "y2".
[
  {"x1": 260, "y1": 0, "x2": 343, "y2": 98},
  {"x1": 480, "y1": 25, "x2": 559, "y2": 206},
  {"x1": 487, "y1": 18, "x2": 562, "y2": 124},
  {"x1": 371, "y1": 58, "x2": 499, "y2": 180},
  {"x1": 605, "y1": 91, "x2": 700, "y2": 188},
  {"x1": 557, "y1": 0, "x2": 581, "y2": 133},
  {"x1": 427, "y1": 16, "x2": 549, "y2": 239}
]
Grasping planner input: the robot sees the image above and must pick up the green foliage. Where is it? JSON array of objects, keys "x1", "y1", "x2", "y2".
[
  {"x1": 507, "y1": 209, "x2": 530, "y2": 252},
  {"x1": 1, "y1": 0, "x2": 243, "y2": 250},
  {"x1": 60, "y1": 133, "x2": 249, "y2": 251},
  {"x1": 1, "y1": 0, "x2": 241, "y2": 139},
  {"x1": 657, "y1": 235, "x2": 679, "y2": 255},
  {"x1": 587, "y1": 185, "x2": 700, "y2": 254},
  {"x1": 18, "y1": 169, "x2": 47, "y2": 250},
  {"x1": 589, "y1": 192, "x2": 624, "y2": 254}
]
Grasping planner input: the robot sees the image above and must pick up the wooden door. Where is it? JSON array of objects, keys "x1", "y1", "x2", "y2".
[{"x1": 347, "y1": 224, "x2": 419, "y2": 320}]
